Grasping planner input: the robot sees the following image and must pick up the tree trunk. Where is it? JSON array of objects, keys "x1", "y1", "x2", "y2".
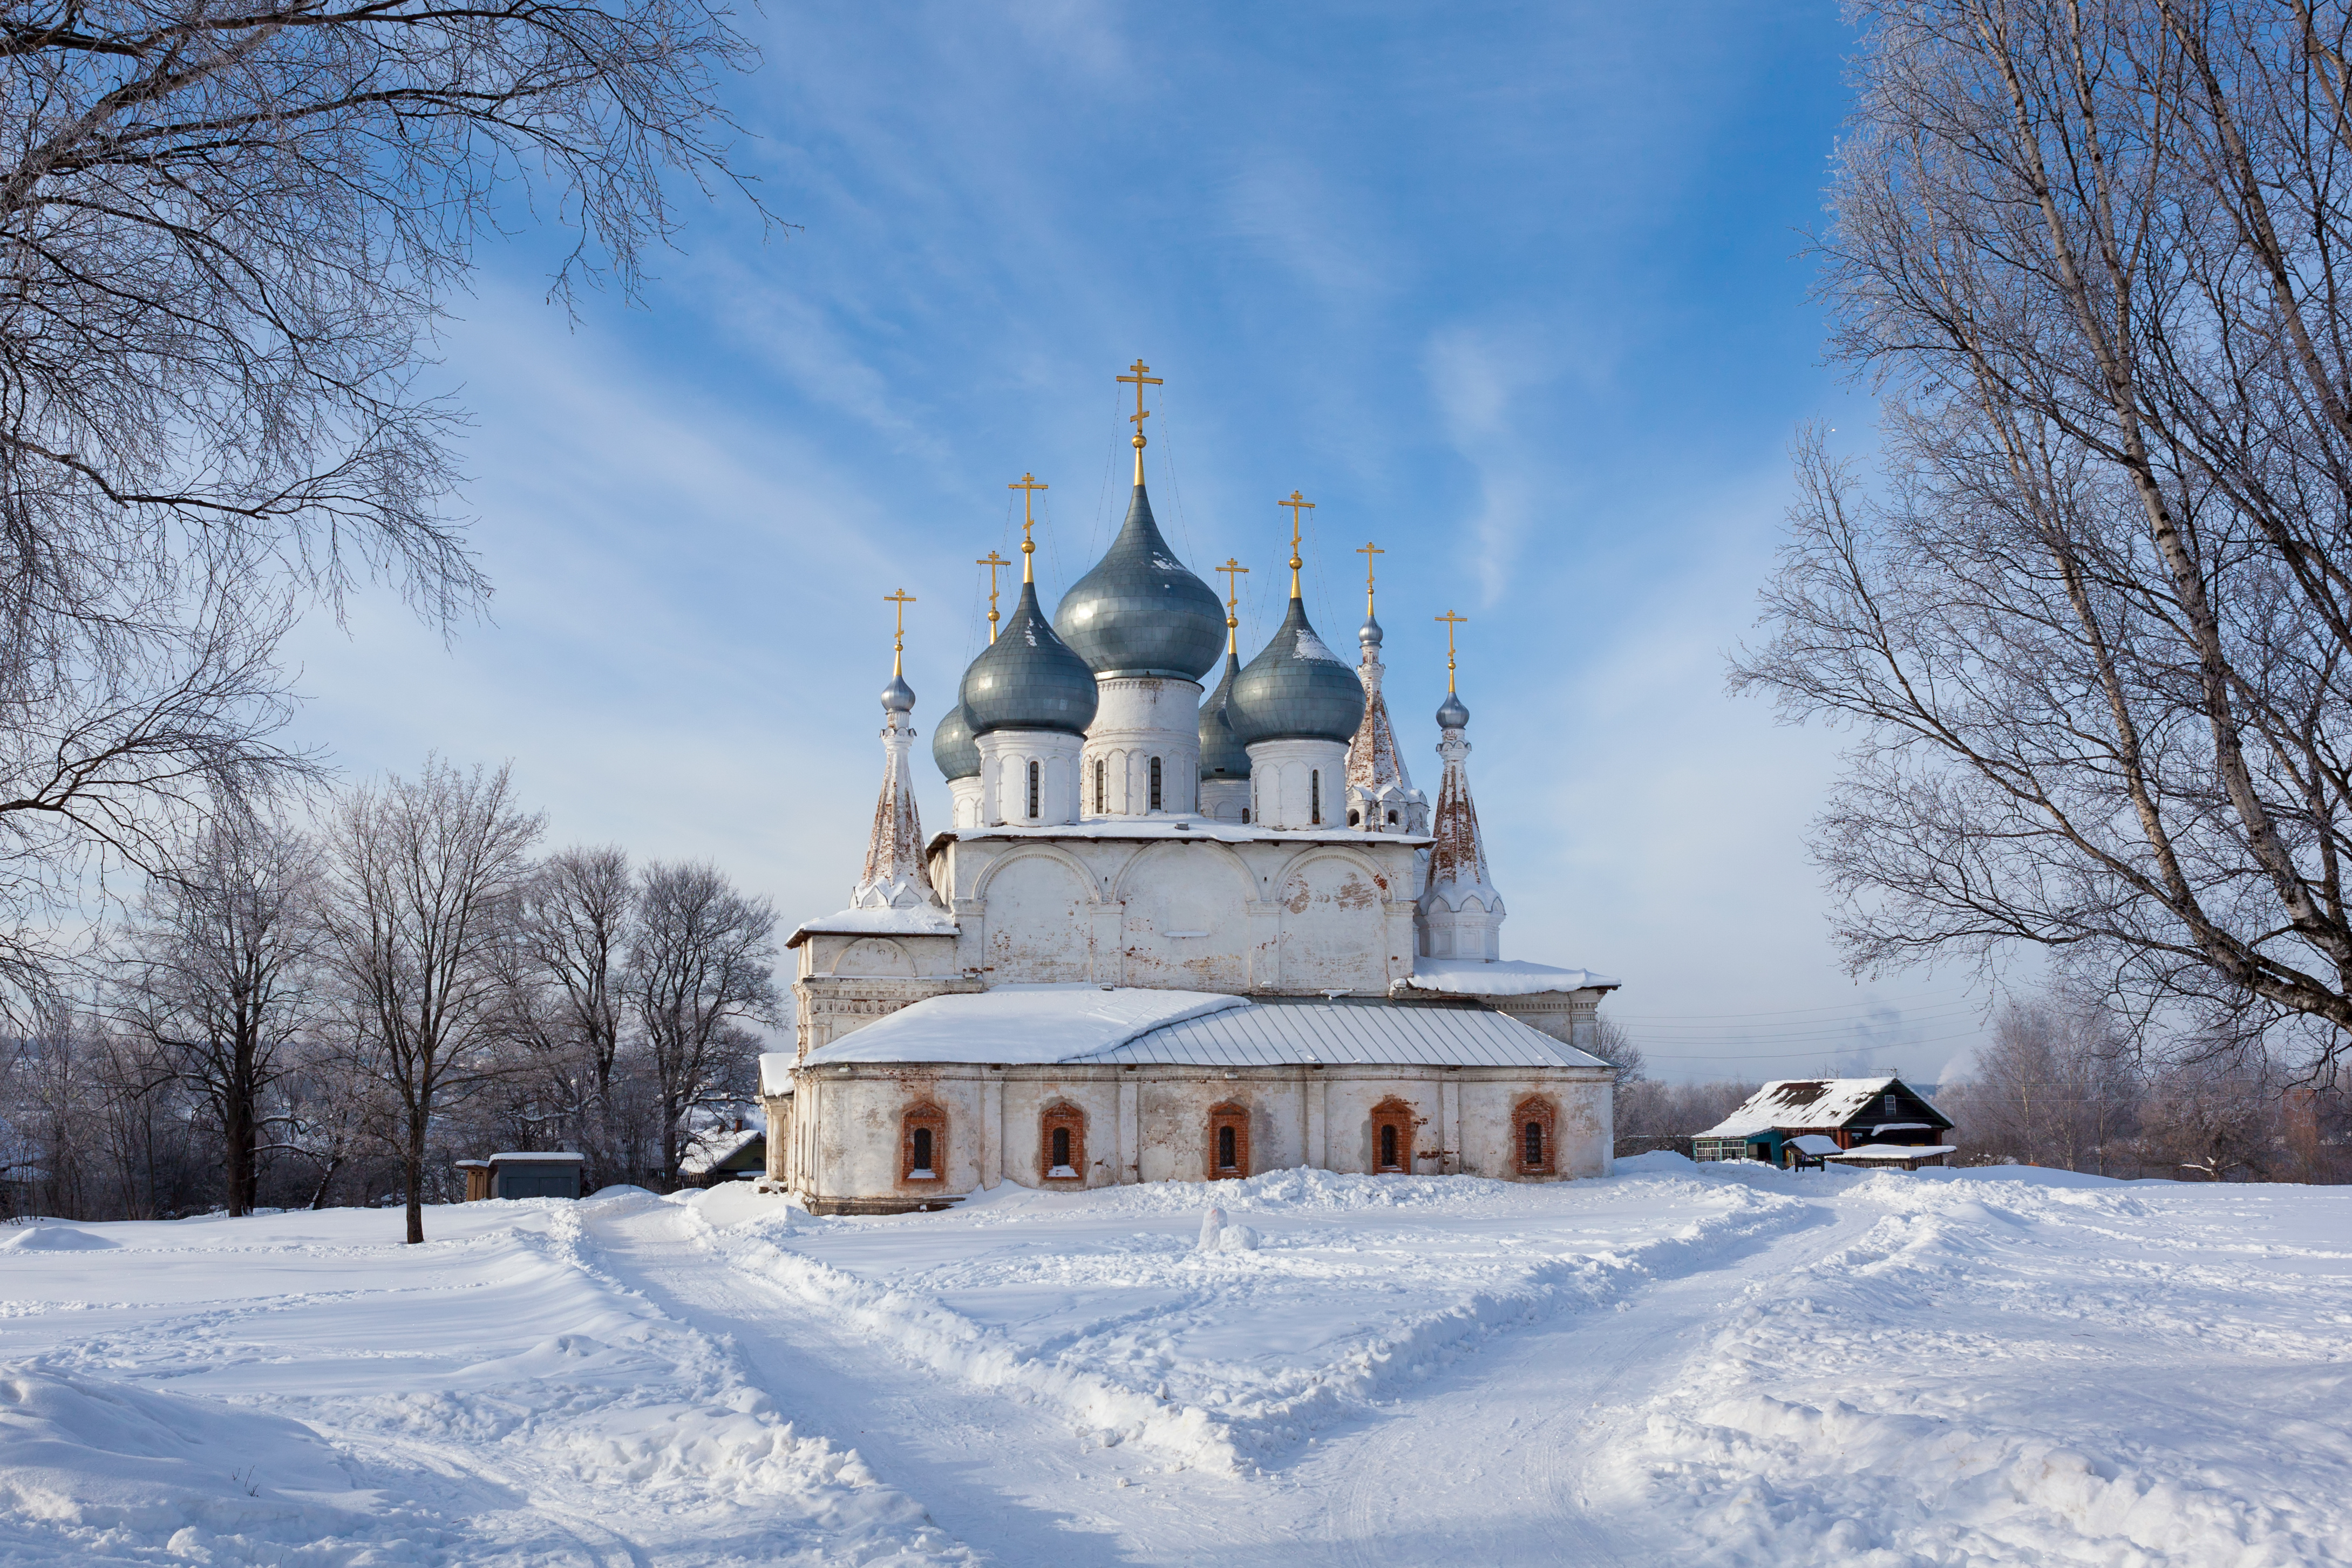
[{"x1": 405, "y1": 1109, "x2": 428, "y2": 1244}]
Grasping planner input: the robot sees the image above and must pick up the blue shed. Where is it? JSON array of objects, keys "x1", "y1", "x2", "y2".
[{"x1": 484, "y1": 1151, "x2": 585, "y2": 1200}]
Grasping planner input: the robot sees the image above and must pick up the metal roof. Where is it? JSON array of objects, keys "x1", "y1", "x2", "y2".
[{"x1": 1078, "y1": 999, "x2": 1610, "y2": 1069}]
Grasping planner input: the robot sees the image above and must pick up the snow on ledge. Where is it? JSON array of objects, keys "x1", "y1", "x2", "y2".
[
  {"x1": 758, "y1": 1053, "x2": 795, "y2": 1096},
  {"x1": 1397, "y1": 958, "x2": 1621, "y2": 997},
  {"x1": 803, "y1": 984, "x2": 1250, "y2": 1066},
  {"x1": 786, "y1": 904, "x2": 959, "y2": 947}
]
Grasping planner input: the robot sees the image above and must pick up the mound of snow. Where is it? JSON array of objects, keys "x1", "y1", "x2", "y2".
[
  {"x1": 0, "y1": 1363, "x2": 425, "y2": 1563},
  {"x1": 0, "y1": 1225, "x2": 117, "y2": 1251}
]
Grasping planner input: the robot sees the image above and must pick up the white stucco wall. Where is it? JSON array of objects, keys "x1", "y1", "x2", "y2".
[{"x1": 1082, "y1": 677, "x2": 1203, "y2": 816}]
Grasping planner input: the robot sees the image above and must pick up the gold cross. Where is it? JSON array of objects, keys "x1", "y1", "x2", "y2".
[
  {"x1": 975, "y1": 550, "x2": 1010, "y2": 641},
  {"x1": 1117, "y1": 359, "x2": 1163, "y2": 442},
  {"x1": 885, "y1": 589, "x2": 916, "y2": 675},
  {"x1": 1279, "y1": 490, "x2": 1315, "y2": 596},
  {"x1": 1215, "y1": 557, "x2": 1249, "y2": 655},
  {"x1": 1008, "y1": 473, "x2": 1047, "y2": 582},
  {"x1": 1355, "y1": 540, "x2": 1384, "y2": 615},
  {"x1": 1435, "y1": 610, "x2": 1466, "y2": 692}
]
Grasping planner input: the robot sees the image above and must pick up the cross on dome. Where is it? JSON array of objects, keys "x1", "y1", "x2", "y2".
[
  {"x1": 1008, "y1": 472, "x2": 1047, "y2": 582},
  {"x1": 1117, "y1": 359, "x2": 1162, "y2": 481},
  {"x1": 975, "y1": 550, "x2": 1010, "y2": 641},
  {"x1": 1279, "y1": 489, "x2": 1315, "y2": 596}
]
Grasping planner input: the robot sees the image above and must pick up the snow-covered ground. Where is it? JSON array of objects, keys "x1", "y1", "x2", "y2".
[{"x1": 3, "y1": 1156, "x2": 2347, "y2": 1565}]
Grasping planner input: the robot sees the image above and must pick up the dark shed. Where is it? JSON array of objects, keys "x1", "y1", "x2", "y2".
[{"x1": 485, "y1": 1151, "x2": 585, "y2": 1200}]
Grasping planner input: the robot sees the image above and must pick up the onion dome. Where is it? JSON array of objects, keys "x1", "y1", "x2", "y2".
[
  {"x1": 1198, "y1": 651, "x2": 1250, "y2": 779},
  {"x1": 1226, "y1": 596, "x2": 1366, "y2": 746},
  {"x1": 1437, "y1": 690, "x2": 1470, "y2": 730},
  {"x1": 1359, "y1": 610, "x2": 1384, "y2": 650},
  {"x1": 931, "y1": 700, "x2": 980, "y2": 780},
  {"x1": 959, "y1": 580, "x2": 1099, "y2": 736},
  {"x1": 1052, "y1": 483, "x2": 1226, "y2": 680},
  {"x1": 882, "y1": 670, "x2": 915, "y2": 716}
]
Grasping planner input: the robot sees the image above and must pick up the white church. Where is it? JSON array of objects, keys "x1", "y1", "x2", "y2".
[{"x1": 763, "y1": 365, "x2": 1621, "y2": 1214}]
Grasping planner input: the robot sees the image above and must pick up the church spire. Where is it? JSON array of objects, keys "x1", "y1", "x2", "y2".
[
  {"x1": 1344, "y1": 540, "x2": 1425, "y2": 833},
  {"x1": 853, "y1": 593, "x2": 942, "y2": 912},
  {"x1": 1118, "y1": 358, "x2": 1161, "y2": 486},
  {"x1": 1416, "y1": 614, "x2": 1504, "y2": 959}
]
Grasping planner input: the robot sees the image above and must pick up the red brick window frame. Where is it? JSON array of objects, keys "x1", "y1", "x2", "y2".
[
  {"x1": 1206, "y1": 1101, "x2": 1251, "y2": 1181},
  {"x1": 1371, "y1": 1097, "x2": 1415, "y2": 1173},
  {"x1": 901, "y1": 1101, "x2": 947, "y2": 1184},
  {"x1": 1515, "y1": 1095, "x2": 1558, "y2": 1176},
  {"x1": 1040, "y1": 1101, "x2": 1086, "y2": 1184}
]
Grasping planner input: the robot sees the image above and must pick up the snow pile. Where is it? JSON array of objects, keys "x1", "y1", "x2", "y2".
[
  {"x1": 0, "y1": 1224, "x2": 116, "y2": 1251},
  {"x1": 0, "y1": 1362, "x2": 432, "y2": 1564},
  {"x1": 1399, "y1": 957, "x2": 1620, "y2": 996}
]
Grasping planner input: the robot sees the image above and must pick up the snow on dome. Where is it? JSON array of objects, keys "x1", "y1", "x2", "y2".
[
  {"x1": 1226, "y1": 595, "x2": 1365, "y2": 746},
  {"x1": 960, "y1": 580, "x2": 1098, "y2": 737},
  {"x1": 801, "y1": 985, "x2": 1250, "y2": 1066},
  {"x1": 1397, "y1": 958, "x2": 1621, "y2": 997},
  {"x1": 1052, "y1": 483, "x2": 1226, "y2": 680}
]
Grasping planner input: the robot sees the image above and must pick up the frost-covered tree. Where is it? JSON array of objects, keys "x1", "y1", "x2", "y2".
[{"x1": 626, "y1": 861, "x2": 774, "y2": 1189}]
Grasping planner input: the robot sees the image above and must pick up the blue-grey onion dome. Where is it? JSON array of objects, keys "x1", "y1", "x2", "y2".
[
  {"x1": 1198, "y1": 651, "x2": 1250, "y2": 779},
  {"x1": 1052, "y1": 483, "x2": 1227, "y2": 680},
  {"x1": 1359, "y1": 610, "x2": 1384, "y2": 649},
  {"x1": 960, "y1": 580, "x2": 1099, "y2": 736},
  {"x1": 1436, "y1": 690, "x2": 1470, "y2": 730},
  {"x1": 881, "y1": 669, "x2": 915, "y2": 715},
  {"x1": 931, "y1": 700, "x2": 980, "y2": 780},
  {"x1": 1226, "y1": 595, "x2": 1367, "y2": 746}
]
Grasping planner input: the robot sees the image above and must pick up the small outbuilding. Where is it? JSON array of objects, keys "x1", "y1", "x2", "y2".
[
  {"x1": 681, "y1": 1124, "x2": 767, "y2": 1187},
  {"x1": 1691, "y1": 1077, "x2": 1953, "y2": 1168},
  {"x1": 461, "y1": 1151, "x2": 586, "y2": 1201}
]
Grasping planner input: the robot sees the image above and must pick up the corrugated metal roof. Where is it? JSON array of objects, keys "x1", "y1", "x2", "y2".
[{"x1": 1078, "y1": 1000, "x2": 1609, "y2": 1069}]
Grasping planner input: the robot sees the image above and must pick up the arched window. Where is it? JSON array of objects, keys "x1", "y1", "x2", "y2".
[
  {"x1": 1371, "y1": 1097, "x2": 1415, "y2": 1174},
  {"x1": 1040, "y1": 1102, "x2": 1085, "y2": 1184},
  {"x1": 902, "y1": 1102, "x2": 947, "y2": 1183},
  {"x1": 1027, "y1": 759, "x2": 1041, "y2": 819},
  {"x1": 1386, "y1": 809, "x2": 1398, "y2": 825},
  {"x1": 1149, "y1": 756, "x2": 1163, "y2": 812},
  {"x1": 1095, "y1": 757, "x2": 1106, "y2": 813},
  {"x1": 1241, "y1": 806, "x2": 1250, "y2": 824},
  {"x1": 1514, "y1": 1096, "x2": 1558, "y2": 1177},
  {"x1": 1348, "y1": 808, "x2": 1361, "y2": 826},
  {"x1": 1206, "y1": 1102, "x2": 1250, "y2": 1180},
  {"x1": 1310, "y1": 769, "x2": 1322, "y2": 825}
]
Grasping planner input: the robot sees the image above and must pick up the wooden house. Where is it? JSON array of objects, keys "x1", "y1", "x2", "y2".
[{"x1": 1691, "y1": 1077, "x2": 1953, "y2": 1168}]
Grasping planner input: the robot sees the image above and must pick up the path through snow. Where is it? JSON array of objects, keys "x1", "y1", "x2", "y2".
[{"x1": 2, "y1": 1156, "x2": 2348, "y2": 1565}]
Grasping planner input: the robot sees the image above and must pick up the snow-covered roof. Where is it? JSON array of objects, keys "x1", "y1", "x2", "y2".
[
  {"x1": 759, "y1": 1052, "x2": 795, "y2": 1097},
  {"x1": 679, "y1": 1126, "x2": 764, "y2": 1176},
  {"x1": 487, "y1": 1151, "x2": 585, "y2": 1164},
  {"x1": 1825, "y1": 1143, "x2": 1957, "y2": 1163},
  {"x1": 1788, "y1": 1134, "x2": 1844, "y2": 1155},
  {"x1": 803, "y1": 985, "x2": 1248, "y2": 1066},
  {"x1": 1692, "y1": 1078, "x2": 1948, "y2": 1141},
  {"x1": 786, "y1": 904, "x2": 959, "y2": 948},
  {"x1": 1091, "y1": 999, "x2": 1610, "y2": 1069},
  {"x1": 794, "y1": 986, "x2": 1612, "y2": 1071},
  {"x1": 1397, "y1": 958, "x2": 1621, "y2": 997}
]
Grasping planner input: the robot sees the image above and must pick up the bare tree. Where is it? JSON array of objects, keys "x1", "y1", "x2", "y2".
[
  {"x1": 2139, "y1": 1047, "x2": 2280, "y2": 1180},
  {"x1": 113, "y1": 812, "x2": 322, "y2": 1214},
  {"x1": 1732, "y1": 2, "x2": 2352, "y2": 1072},
  {"x1": 626, "y1": 861, "x2": 773, "y2": 1188},
  {"x1": 0, "y1": 0, "x2": 763, "y2": 1018},
  {"x1": 322, "y1": 759, "x2": 542, "y2": 1242},
  {"x1": 1956, "y1": 992, "x2": 2141, "y2": 1172}
]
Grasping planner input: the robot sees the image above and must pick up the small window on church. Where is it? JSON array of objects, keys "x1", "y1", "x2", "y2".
[
  {"x1": 1218, "y1": 1126, "x2": 1236, "y2": 1169},
  {"x1": 1027, "y1": 760, "x2": 1040, "y2": 819},
  {"x1": 913, "y1": 1127, "x2": 933, "y2": 1172},
  {"x1": 1052, "y1": 1126, "x2": 1070, "y2": 1165},
  {"x1": 1206, "y1": 1102, "x2": 1249, "y2": 1180},
  {"x1": 1150, "y1": 756, "x2": 1162, "y2": 812},
  {"x1": 1348, "y1": 808, "x2": 1361, "y2": 826},
  {"x1": 1310, "y1": 769, "x2": 1322, "y2": 826},
  {"x1": 1386, "y1": 809, "x2": 1398, "y2": 825},
  {"x1": 1524, "y1": 1122, "x2": 1543, "y2": 1166},
  {"x1": 902, "y1": 1101, "x2": 946, "y2": 1184},
  {"x1": 1041, "y1": 1102, "x2": 1085, "y2": 1182},
  {"x1": 1379, "y1": 1123, "x2": 1397, "y2": 1167},
  {"x1": 1095, "y1": 757, "x2": 1105, "y2": 813},
  {"x1": 1514, "y1": 1096, "x2": 1556, "y2": 1176},
  {"x1": 1241, "y1": 806, "x2": 1250, "y2": 823},
  {"x1": 1372, "y1": 1097, "x2": 1413, "y2": 1173}
]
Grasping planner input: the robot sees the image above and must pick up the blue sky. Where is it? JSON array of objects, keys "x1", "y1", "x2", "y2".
[{"x1": 281, "y1": 1, "x2": 2004, "y2": 1082}]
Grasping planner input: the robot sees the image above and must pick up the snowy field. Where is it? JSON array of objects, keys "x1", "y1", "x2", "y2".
[{"x1": 3, "y1": 1156, "x2": 2348, "y2": 1566}]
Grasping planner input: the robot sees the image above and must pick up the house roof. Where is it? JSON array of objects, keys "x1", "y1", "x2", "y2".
[
  {"x1": 1826, "y1": 1143, "x2": 1957, "y2": 1163},
  {"x1": 1692, "y1": 1077, "x2": 1950, "y2": 1141},
  {"x1": 795, "y1": 985, "x2": 1612, "y2": 1071},
  {"x1": 680, "y1": 1126, "x2": 765, "y2": 1176}
]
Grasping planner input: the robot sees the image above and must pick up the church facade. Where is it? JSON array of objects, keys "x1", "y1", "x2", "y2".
[{"x1": 763, "y1": 368, "x2": 1619, "y2": 1214}]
